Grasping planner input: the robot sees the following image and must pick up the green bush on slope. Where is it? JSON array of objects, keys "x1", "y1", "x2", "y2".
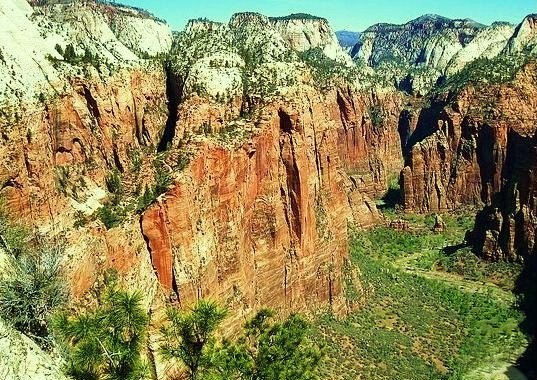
[
  {"x1": 160, "y1": 300, "x2": 322, "y2": 380},
  {"x1": 53, "y1": 287, "x2": 149, "y2": 380},
  {"x1": 0, "y1": 203, "x2": 67, "y2": 348}
]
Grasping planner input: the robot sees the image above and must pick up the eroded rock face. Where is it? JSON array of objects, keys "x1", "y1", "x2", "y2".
[
  {"x1": 333, "y1": 86, "x2": 407, "y2": 197},
  {"x1": 270, "y1": 14, "x2": 352, "y2": 64},
  {"x1": 349, "y1": 15, "x2": 520, "y2": 94},
  {"x1": 471, "y1": 125, "x2": 537, "y2": 261},
  {"x1": 0, "y1": 67, "x2": 167, "y2": 226},
  {"x1": 0, "y1": 1, "x2": 391, "y2": 328},
  {"x1": 506, "y1": 14, "x2": 537, "y2": 55},
  {"x1": 141, "y1": 96, "x2": 382, "y2": 321},
  {"x1": 401, "y1": 63, "x2": 537, "y2": 260},
  {"x1": 0, "y1": 0, "x2": 172, "y2": 104},
  {"x1": 401, "y1": 63, "x2": 537, "y2": 213},
  {"x1": 0, "y1": 318, "x2": 67, "y2": 380}
]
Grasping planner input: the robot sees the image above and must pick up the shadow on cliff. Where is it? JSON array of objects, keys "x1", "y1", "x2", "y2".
[
  {"x1": 515, "y1": 254, "x2": 537, "y2": 379},
  {"x1": 401, "y1": 98, "x2": 449, "y2": 157},
  {"x1": 157, "y1": 65, "x2": 184, "y2": 152}
]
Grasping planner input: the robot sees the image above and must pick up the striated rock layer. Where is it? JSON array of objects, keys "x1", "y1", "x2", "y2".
[
  {"x1": 0, "y1": 0, "x2": 398, "y2": 325},
  {"x1": 141, "y1": 95, "x2": 383, "y2": 322},
  {"x1": 401, "y1": 63, "x2": 537, "y2": 260}
]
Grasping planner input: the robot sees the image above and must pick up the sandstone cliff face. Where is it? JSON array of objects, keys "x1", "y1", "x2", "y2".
[
  {"x1": 141, "y1": 97, "x2": 381, "y2": 321},
  {"x1": 332, "y1": 86, "x2": 406, "y2": 196},
  {"x1": 401, "y1": 63, "x2": 537, "y2": 212},
  {"x1": 400, "y1": 63, "x2": 537, "y2": 260},
  {"x1": 0, "y1": 3, "x2": 171, "y2": 301},
  {"x1": 0, "y1": 66, "x2": 167, "y2": 226},
  {"x1": 0, "y1": 1, "x2": 391, "y2": 323},
  {"x1": 354, "y1": 15, "x2": 486, "y2": 68}
]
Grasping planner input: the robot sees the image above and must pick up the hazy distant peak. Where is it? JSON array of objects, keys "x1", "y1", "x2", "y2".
[{"x1": 364, "y1": 14, "x2": 485, "y2": 33}]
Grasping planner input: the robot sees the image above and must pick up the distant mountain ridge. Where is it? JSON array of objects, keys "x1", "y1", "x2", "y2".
[{"x1": 338, "y1": 13, "x2": 536, "y2": 94}]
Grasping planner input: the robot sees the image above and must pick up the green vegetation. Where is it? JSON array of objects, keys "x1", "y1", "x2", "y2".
[
  {"x1": 0, "y1": 204, "x2": 67, "y2": 347},
  {"x1": 0, "y1": 199, "x2": 27, "y2": 256},
  {"x1": 214, "y1": 309, "x2": 322, "y2": 380},
  {"x1": 97, "y1": 203, "x2": 128, "y2": 229},
  {"x1": 128, "y1": 148, "x2": 142, "y2": 174},
  {"x1": 105, "y1": 168, "x2": 123, "y2": 199},
  {"x1": 97, "y1": 168, "x2": 128, "y2": 229},
  {"x1": 437, "y1": 248, "x2": 522, "y2": 290},
  {"x1": 160, "y1": 301, "x2": 321, "y2": 380},
  {"x1": 96, "y1": 155, "x2": 175, "y2": 228},
  {"x1": 298, "y1": 48, "x2": 352, "y2": 91},
  {"x1": 53, "y1": 287, "x2": 149, "y2": 380},
  {"x1": 315, "y1": 210, "x2": 526, "y2": 379},
  {"x1": 269, "y1": 13, "x2": 326, "y2": 21},
  {"x1": 368, "y1": 105, "x2": 385, "y2": 131},
  {"x1": 439, "y1": 53, "x2": 534, "y2": 93},
  {"x1": 134, "y1": 156, "x2": 174, "y2": 213},
  {"x1": 49, "y1": 43, "x2": 102, "y2": 68},
  {"x1": 161, "y1": 300, "x2": 227, "y2": 380}
]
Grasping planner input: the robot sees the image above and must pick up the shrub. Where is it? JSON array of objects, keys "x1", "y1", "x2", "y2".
[
  {"x1": 135, "y1": 186, "x2": 155, "y2": 214},
  {"x1": 160, "y1": 300, "x2": 227, "y2": 380},
  {"x1": 215, "y1": 309, "x2": 322, "y2": 380},
  {"x1": 0, "y1": 199, "x2": 27, "y2": 256},
  {"x1": 128, "y1": 148, "x2": 142, "y2": 174},
  {"x1": 105, "y1": 168, "x2": 123, "y2": 196},
  {"x1": 0, "y1": 237, "x2": 67, "y2": 348},
  {"x1": 368, "y1": 105, "x2": 384, "y2": 130},
  {"x1": 97, "y1": 204, "x2": 127, "y2": 229},
  {"x1": 55, "y1": 44, "x2": 63, "y2": 56},
  {"x1": 53, "y1": 287, "x2": 149, "y2": 380},
  {"x1": 153, "y1": 160, "x2": 172, "y2": 198},
  {"x1": 63, "y1": 44, "x2": 76, "y2": 61}
]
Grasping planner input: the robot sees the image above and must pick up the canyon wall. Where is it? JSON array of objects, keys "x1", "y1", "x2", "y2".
[
  {"x1": 141, "y1": 96, "x2": 382, "y2": 323},
  {"x1": 400, "y1": 63, "x2": 537, "y2": 260},
  {"x1": 0, "y1": 2, "x2": 402, "y2": 324}
]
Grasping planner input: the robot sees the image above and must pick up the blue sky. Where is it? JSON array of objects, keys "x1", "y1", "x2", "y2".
[{"x1": 119, "y1": 0, "x2": 536, "y2": 32}]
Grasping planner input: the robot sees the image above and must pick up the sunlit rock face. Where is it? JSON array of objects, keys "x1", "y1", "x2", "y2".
[
  {"x1": 347, "y1": 15, "x2": 531, "y2": 94},
  {"x1": 400, "y1": 62, "x2": 537, "y2": 261},
  {"x1": 0, "y1": 0, "x2": 390, "y2": 333}
]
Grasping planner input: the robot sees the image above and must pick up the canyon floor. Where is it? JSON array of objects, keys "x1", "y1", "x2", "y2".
[{"x1": 314, "y1": 189, "x2": 528, "y2": 380}]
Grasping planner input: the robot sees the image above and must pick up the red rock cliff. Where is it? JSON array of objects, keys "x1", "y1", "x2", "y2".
[
  {"x1": 400, "y1": 63, "x2": 537, "y2": 260},
  {"x1": 401, "y1": 63, "x2": 537, "y2": 214},
  {"x1": 141, "y1": 93, "x2": 383, "y2": 321}
]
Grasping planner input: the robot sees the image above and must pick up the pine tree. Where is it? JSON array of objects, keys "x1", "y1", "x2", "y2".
[
  {"x1": 213, "y1": 309, "x2": 322, "y2": 380},
  {"x1": 160, "y1": 300, "x2": 227, "y2": 380},
  {"x1": 53, "y1": 287, "x2": 149, "y2": 380}
]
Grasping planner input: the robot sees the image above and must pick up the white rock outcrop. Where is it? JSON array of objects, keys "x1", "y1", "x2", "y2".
[
  {"x1": 0, "y1": 0, "x2": 172, "y2": 104},
  {"x1": 270, "y1": 15, "x2": 352, "y2": 64},
  {"x1": 0, "y1": 319, "x2": 67, "y2": 380}
]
